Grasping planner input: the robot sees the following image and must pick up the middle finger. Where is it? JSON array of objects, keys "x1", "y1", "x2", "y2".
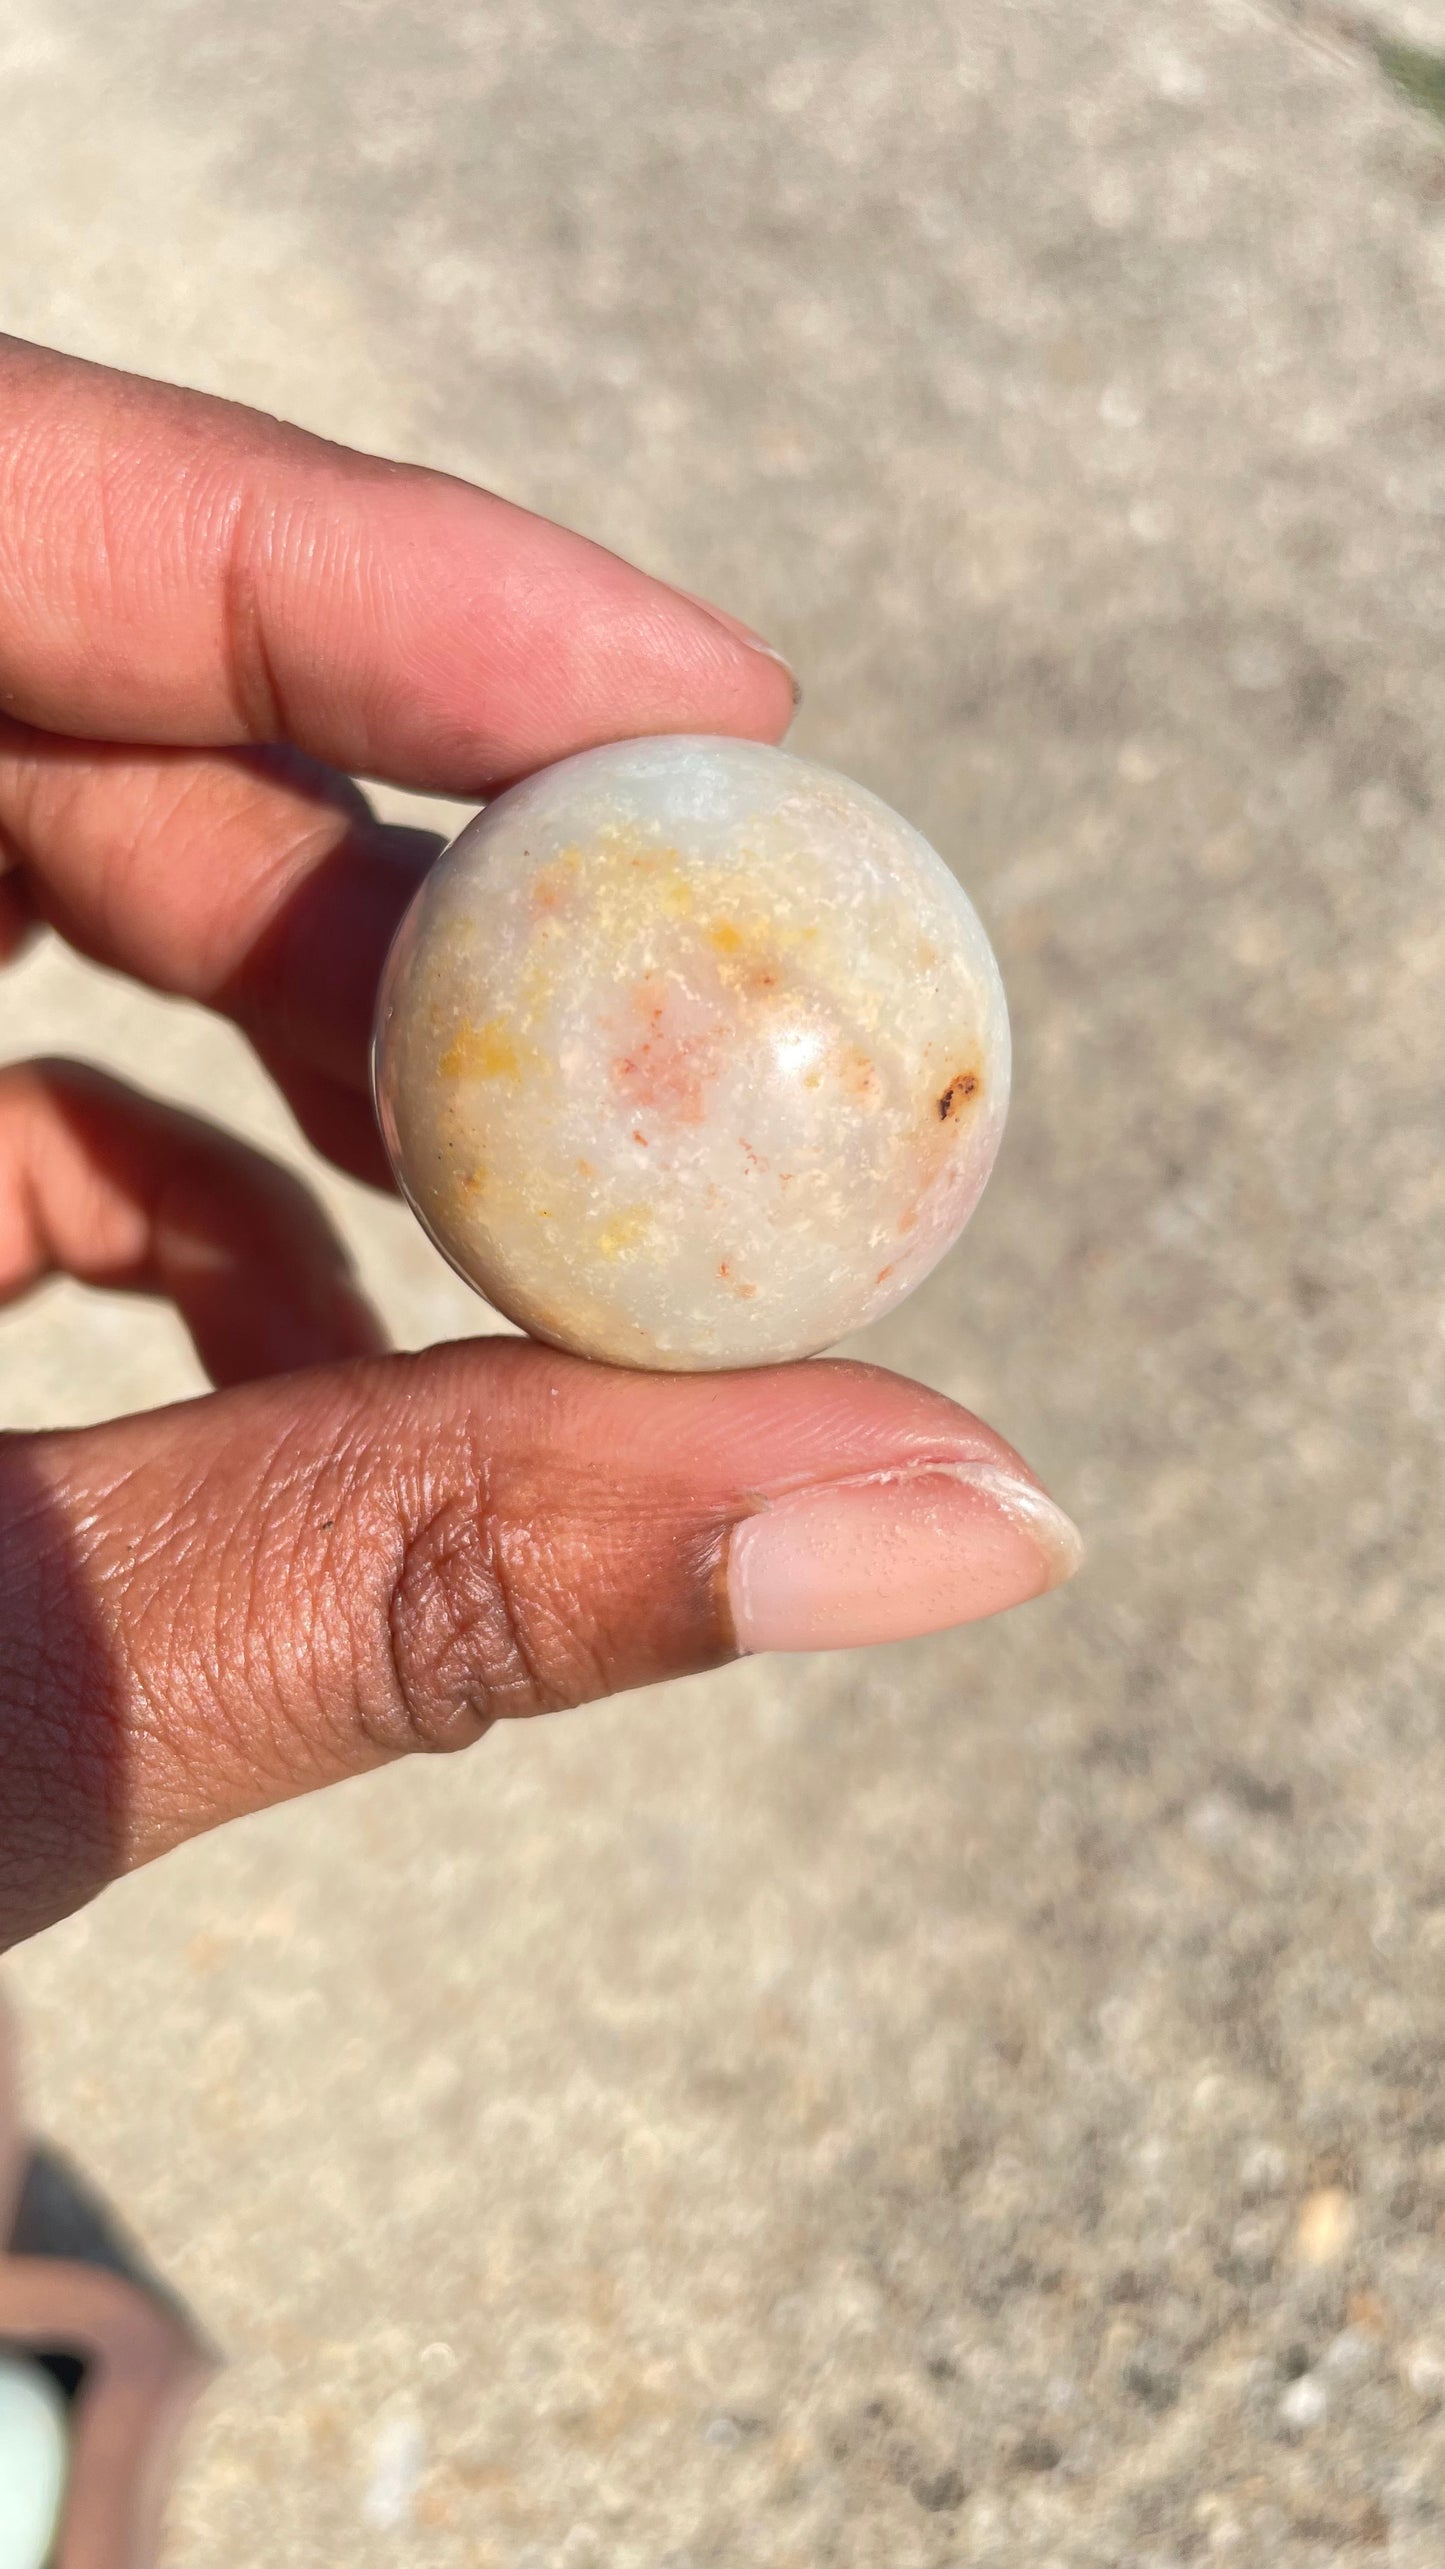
[{"x1": 0, "y1": 717, "x2": 443, "y2": 1105}]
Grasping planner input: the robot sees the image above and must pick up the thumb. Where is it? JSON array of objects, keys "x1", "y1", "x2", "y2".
[{"x1": 0, "y1": 1342, "x2": 1080, "y2": 1947}]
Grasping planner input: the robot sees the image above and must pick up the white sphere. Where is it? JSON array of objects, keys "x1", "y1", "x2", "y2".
[
  {"x1": 374, "y1": 737, "x2": 1009, "y2": 1370},
  {"x1": 0, "y1": 2356, "x2": 69, "y2": 2569}
]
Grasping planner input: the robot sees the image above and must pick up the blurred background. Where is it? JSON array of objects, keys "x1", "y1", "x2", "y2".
[{"x1": 2, "y1": 0, "x2": 1442, "y2": 2559}]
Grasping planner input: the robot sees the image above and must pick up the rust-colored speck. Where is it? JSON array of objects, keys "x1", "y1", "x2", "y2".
[
  {"x1": 875, "y1": 1263, "x2": 894, "y2": 1285},
  {"x1": 612, "y1": 978, "x2": 720, "y2": 1125},
  {"x1": 719, "y1": 1260, "x2": 758, "y2": 1299},
  {"x1": 531, "y1": 862, "x2": 576, "y2": 918},
  {"x1": 632, "y1": 1128, "x2": 649, "y2": 1147},
  {"x1": 836, "y1": 1044, "x2": 878, "y2": 1103},
  {"x1": 937, "y1": 1070, "x2": 981, "y2": 1121}
]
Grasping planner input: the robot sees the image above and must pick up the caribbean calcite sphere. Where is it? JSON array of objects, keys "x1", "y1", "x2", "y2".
[{"x1": 373, "y1": 737, "x2": 1009, "y2": 1371}]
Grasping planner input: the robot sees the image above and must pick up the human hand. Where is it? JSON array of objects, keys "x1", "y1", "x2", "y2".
[{"x1": 0, "y1": 338, "x2": 1080, "y2": 1951}]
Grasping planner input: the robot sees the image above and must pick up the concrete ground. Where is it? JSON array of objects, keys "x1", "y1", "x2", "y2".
[{"x1": 2, "y1": 0, "x2": 1443, "y2": 2559}]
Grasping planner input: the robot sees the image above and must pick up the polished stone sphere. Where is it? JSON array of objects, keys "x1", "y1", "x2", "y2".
[
  {"x1": 0, "y1": 2356, "x2": 68, "y2": 2569},
  {"x1": 373, "y1": 737, "x2": 1009, "y2": 1370}
]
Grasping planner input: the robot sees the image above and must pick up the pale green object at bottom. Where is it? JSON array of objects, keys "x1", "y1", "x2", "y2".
[{"x1": 0, "y1": 2355, "x2": 68, "y2": 2569}]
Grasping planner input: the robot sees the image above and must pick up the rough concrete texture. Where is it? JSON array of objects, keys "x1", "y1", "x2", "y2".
[{"x1": 1, "y1": 0, "x2": 1443, "y2": 2560}]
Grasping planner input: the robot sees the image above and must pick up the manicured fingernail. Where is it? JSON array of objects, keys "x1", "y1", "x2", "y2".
[
  {"x1": 672, "y1": 587, "x2": 802, "y2": 705},
  {"x1": 726, "y1": 1462, "x2": 1082, "y2": 1655}
]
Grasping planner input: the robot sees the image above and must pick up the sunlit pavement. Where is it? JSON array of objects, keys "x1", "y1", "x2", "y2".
[{"x1": 2, "y1": 2, "x2": 1442, "y2": 2558}]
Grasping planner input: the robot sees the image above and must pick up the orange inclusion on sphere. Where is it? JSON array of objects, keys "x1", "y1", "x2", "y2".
[{"x1": 440, "y1": 1020, "x2": 523, "y2": 1080}]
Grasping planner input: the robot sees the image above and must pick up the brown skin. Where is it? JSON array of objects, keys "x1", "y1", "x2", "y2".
[{"x1": 0, "y1": 338, "x2": 1034, "y2": 1952}]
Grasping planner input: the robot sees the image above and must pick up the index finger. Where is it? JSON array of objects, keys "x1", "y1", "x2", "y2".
[{"x1": 0, "y1": 338, "x2": 795, "y2": 789}]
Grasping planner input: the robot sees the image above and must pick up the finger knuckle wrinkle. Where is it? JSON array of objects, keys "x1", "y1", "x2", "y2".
[
  {"x1": 380, "y1": 1497, "x2": 557, "y2": 1754},
  {"x1": 218, "y1": 485, "x2": 288, "y2": 743}
]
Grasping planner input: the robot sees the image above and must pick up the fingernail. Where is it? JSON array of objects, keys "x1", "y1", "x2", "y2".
[
  {"x1": 672, "y1": 587, "x2": 802, "y2": 706},
  {"x1": 726, "y1": 1462, "x2": 1083, "y2": 1655}
]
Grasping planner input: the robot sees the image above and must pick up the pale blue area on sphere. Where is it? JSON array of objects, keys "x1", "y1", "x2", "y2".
[{"x1": 0, "y1": 2354, "x2": 69, "y2": 2568}]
